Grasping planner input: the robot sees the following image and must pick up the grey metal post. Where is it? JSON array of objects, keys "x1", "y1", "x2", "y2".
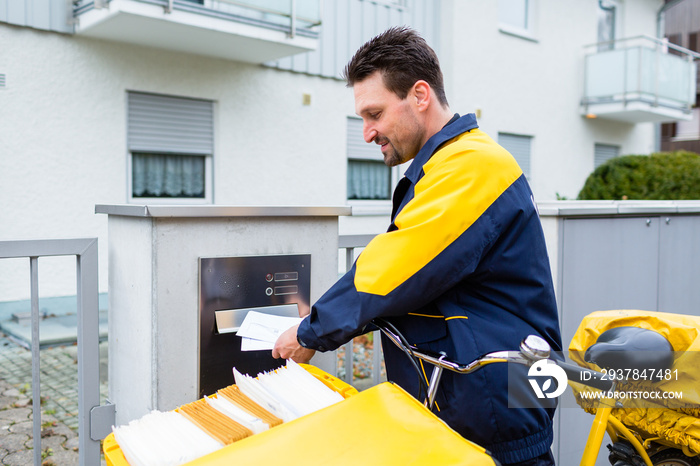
[
  {"x1": 343, "y1": 246, "x2": 354, "y2": 385},
  {"x1": 622, "y1": 42, "x2": 628, "y2": 107},
  {"x1": 290, "y1": 0, "x2": 296, "y2": 38},
  {"x1": 653, "y1": 41, "x2": 659, "y2": 107},
  {"x1": 338, "y1": 235, "x2": 379, "y2": 387},
  {"x1": 30, "y1": 257, "x2": 41, "y2": 466},
  {"x1": 372, "y1": 330, "x2": 382, "y2": 386},
  {"x1": 582, "y1": 52, "x2": 589, "y2": 114},
  {"x1": 687, "y1": 54, "x2": 694, "y2": 111},
  {"x1": 77, "y1": 239, "x2": 101, "y2": 466}
]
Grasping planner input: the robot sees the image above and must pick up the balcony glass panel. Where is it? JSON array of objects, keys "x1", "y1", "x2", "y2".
[
  {"x1": 198, "y1": 0, "x2": 320, "y2": 31},
  {"x1": 583, "y1": 36, "x2": 697, "y2": 113},
  {"x1": 585, "y1": 49, "x2": 627, "y2": 99}
]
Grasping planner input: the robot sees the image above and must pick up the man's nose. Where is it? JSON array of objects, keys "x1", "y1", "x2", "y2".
[{"x1": 363, "y1": 122, "x2": 377, "y2": 143}]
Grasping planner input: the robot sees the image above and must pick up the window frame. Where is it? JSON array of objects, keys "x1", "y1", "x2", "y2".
[
  {"x1": 498, "y1": 132, "x2": 533, "y2": 180},
  {"x1": 594, "y1": 143, "x2": 621, "y2": 169},
  {"x1": 672, "y1": 108, "x2": 700, "y2": 141},
  {"x1": 126, "y1": 91, "x2": 214, "y2": 205},
  {"x1": 498, "y1": 0, "x2": 538, "y2": 42},
  {"x1": 346, "y1": 116, "x2": 401, "y2": 214}
]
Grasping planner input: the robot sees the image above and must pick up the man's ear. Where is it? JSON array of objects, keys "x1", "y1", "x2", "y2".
[{"x1": 412, "y1": 80, "x2": 431, "y2": 112}]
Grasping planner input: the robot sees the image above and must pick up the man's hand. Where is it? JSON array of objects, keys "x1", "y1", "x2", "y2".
[{"x1": 272, "y1": 323, "x2": 315, "y2": 363}]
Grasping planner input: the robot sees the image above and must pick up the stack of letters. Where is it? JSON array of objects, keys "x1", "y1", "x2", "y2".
[{"x1": 112, "y1": 360, "x2": 344, "y2": 466}]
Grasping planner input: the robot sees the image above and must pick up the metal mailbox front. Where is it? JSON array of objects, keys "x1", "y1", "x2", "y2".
[{"x1": 198, "y1": 254, "x2": 311, "y2": 397}]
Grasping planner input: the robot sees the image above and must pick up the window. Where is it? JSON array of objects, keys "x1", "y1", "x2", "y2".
[
  {"x1": 132, "y1": 154, "x2": 205, "y2": 198},
  {"x1": 594, "y1": 143, "x2": 620, "y2": 168},
  {"x1": 498, "y1": 133, "x2": 532, "y2": 179},
  {"x1": 346, "y1": 117, "x2": 393, "y2": 201},
  {"x1": 347, "y1": 160, "x2": 392, "y2": 200},
  {"x1": 689, "y1": 32, "x2": 699, "y2": 53},
  {"x1": 666, "y1": 33, "x2": 684, "y2": 57},
  {"x1": 498, "y1": 0, "x2": 535, "y2": 40},
  {"x1": 673, "y1": 108, "x2": 700, "y2": 141},
  {"x1": 127, "y1": 92, "x2": 213, "y2": 203}
]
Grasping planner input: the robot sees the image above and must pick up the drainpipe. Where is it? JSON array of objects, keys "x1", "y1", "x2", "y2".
[{"x1": 598, "y1": 0, "x2": 615, "y2": 44}]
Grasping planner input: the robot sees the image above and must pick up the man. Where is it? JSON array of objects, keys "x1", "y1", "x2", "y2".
[{"x1": 273, "y1": 26, "x2": 562, "y2": 466}]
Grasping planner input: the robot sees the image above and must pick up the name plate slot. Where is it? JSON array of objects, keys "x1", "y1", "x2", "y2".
[{"x1": 215, "y1": 304, "x2": 300, "y2": 334}]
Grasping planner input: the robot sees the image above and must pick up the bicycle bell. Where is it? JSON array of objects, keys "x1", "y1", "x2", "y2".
[{"x1": 520, "y1": 335, "x2": 551, "y2": 361}]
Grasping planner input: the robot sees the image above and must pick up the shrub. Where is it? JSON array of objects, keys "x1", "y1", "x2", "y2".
[{"x1": 578, "y1": 151, "x2": 700, "y2": 200}]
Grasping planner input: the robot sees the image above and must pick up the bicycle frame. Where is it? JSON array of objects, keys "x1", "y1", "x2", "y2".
[{"x1": 582, "y1": 403, "x2": 654, "y2": 466}]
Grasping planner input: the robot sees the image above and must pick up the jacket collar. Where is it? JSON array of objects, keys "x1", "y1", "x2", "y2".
[{"x1": 404, "y1": 113, "x2": 479, "y2": 184}]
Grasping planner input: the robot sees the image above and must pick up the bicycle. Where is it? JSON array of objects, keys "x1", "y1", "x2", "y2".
[{"x1": 373, "y1": 318, "x2": 699, "y2": 466}]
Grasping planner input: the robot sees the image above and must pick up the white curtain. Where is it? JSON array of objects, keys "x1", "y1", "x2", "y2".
[
  {"x1": 132, "y1": 153, "x2": 205, "y2": 198},
  {"x1": 347, "y1": 160, "x2": 390, "y2": 200}
]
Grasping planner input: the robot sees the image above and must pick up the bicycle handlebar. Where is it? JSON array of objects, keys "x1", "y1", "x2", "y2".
[{"x1": 373, "y1": 318, "x2": 615, "y2": 394}]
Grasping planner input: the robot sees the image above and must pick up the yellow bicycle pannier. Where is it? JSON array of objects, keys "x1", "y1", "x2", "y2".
[{"x1": 569, "y1": 310, "x2": 700, "y2": 455}]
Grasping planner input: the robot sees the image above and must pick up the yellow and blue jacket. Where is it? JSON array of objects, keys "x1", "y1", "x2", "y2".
[{"x1": 297, "y1": 114, "x2": 562, "y2": 464}]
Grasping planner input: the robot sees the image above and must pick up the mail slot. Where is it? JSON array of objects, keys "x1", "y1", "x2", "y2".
[{"x1": 199, "y1": 254, "x2": 311, "y2": 398}]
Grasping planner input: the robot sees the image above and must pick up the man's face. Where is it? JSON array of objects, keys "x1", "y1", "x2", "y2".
[{"x1": 354, "y1": 72, "x2": 424, "y2": 167}]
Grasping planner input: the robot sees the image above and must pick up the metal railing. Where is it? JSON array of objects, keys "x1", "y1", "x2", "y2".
[
  {"x1": 0, "y1": 239, "x2": 113, "y2": 466},
  {"x1": 83, "y1": 0, "x2": 321, "y2": 38},
  {"x1": 337, "y1": 234, "x2": 384, "y2": 388},
  {"x1": 582, "y1": 34, "x2": 699, "y2": 113},
  {"x1": 211, "y1": 0, "x2": 322, "y2": 37}
]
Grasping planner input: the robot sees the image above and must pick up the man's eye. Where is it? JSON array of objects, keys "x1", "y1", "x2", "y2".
[{"x1": 370, "y1": 112, "x2": 381, "y2": 119}]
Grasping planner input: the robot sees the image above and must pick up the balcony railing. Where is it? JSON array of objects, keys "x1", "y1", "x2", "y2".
[
  {"x1": 73, "y1": 0, "x2": 321, "y2": 63},
  {"x1": 194, "y1": 0, "x2": 320, "y2": 37},
  {"x1": 581, "y1": 35, "x2": 699, "y2": 123}
]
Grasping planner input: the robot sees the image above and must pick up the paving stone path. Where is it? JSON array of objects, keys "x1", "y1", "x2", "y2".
[
  {"x1": 0, "y1": 333, "x2": 107, "y2": 465},
  {"x1": 0, "y1": 377, "x2": 81, "y2": 465}
]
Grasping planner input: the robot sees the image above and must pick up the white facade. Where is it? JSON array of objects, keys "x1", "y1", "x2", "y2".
[
  {"x1": 0, "y1": 0, "x2": 667, "y2": 305},
  {"x1": 0, "y1": 25, "x2": 353, "y2": 301},
  {"x1": 441, "y1": 0, "x2": 661, "y2": 202}
]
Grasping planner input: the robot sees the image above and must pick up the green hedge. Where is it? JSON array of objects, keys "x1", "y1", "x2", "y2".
[{"x1": 578, "y1": 151, "x2": 700, "y2": 200}]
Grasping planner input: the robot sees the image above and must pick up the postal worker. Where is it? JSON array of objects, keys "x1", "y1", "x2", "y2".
[{"x1": 274, "y1": 26, "x2": 562, "y2": 466}]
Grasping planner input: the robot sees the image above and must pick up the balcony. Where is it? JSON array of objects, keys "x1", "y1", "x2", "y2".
[
  {"x1": 581, "y1": 35, "x2": 698, "y2": 123},
  {"x1": 73, "y1": 0, "x2": 321, "y2": 64}
]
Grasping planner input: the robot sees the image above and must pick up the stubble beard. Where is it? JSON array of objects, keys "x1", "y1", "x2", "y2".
[
  {"x1": 381, "y1": 141, "x2": 403, "y2": 167},
  {"x1": 378, "y1": 111, "x2": 424, "y2": 167}
]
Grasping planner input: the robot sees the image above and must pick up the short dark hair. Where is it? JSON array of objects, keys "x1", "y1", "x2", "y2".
[{"x1": 342, "y1": 26, "x2": 448, "y2": 107}]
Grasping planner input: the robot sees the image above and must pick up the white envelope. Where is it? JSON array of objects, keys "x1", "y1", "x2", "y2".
[
  {"x1": 240, "y1": 338, "x2": 274, "y2": 351},
  {"x1": 237, "y1": 311, "x2": 302, "y2": 352}
]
